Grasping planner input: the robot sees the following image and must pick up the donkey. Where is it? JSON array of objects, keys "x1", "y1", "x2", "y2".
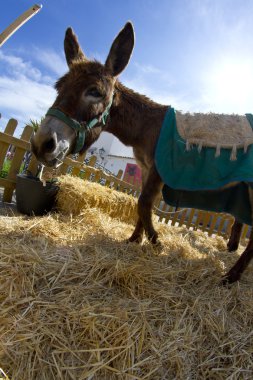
[{"x1": 31, "y1": 22, "x2": 253, "y2": 284}]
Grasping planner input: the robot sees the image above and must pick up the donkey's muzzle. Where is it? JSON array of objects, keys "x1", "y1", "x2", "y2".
[
  {"x1": 41, "y1": 136, "x2": 57, "y2": 153},
  {"x1": 30, "y1": 131, "x2": 66, "y2": 168}
]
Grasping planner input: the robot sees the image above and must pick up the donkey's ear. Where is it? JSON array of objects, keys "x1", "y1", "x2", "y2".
[
  {"x1": 105, "y1": 22, "x2": 134, "y2": 77},
  {"x1": 64, "y1": 27, "x2": 86, "y2": 67}
]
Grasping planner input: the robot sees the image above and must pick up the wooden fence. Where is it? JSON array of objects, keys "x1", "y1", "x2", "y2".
[{"x1": 0, "y1": 117, "x2": 251, "y2": 241}]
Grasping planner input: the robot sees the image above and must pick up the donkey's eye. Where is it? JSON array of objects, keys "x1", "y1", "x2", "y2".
[{"x1": 87, "y1": 88, "x2": 103, "y2": 98}]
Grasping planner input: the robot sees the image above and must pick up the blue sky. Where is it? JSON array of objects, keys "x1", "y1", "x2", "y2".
[{"x1": 1, "y1": 0, "x2": 253, "y2": 140}]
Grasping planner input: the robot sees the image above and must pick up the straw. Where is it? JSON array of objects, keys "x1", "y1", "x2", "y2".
[
  {"x1": 0, "y1": 175, "x2": 253, "y2": 379},
  {"x1": 56, "y1": 175, "x2": 138, "y2": 225}
]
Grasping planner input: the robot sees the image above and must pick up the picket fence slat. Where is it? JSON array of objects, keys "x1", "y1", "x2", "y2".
[
  {"x1": 186, "y1": 209, "x2": 196, "y2": 229},
  {"x1": 72, "y1": 152, "x2": 86, "y2": 177},
  {"x1": 241, "y1": 224, "x2": 250, "y2": 241},
  {"x1": 0, "y1": 119, "x2": 18, "y2": 170},
  {"x1": 27, "y1": 155, "x2": 39, "y2": 176},
  {"x1": 0, "y1": 117, "x2": 250, "y2": 240},
  {"x1": 224, "y1": 218, "x2": 234, "y2": 238}
]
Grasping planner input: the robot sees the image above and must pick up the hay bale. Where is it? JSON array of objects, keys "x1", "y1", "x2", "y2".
[
  {"x1": 1, "y1": 177, "x2": 253, "y2": 379},
  {"x1": 56, "y1": 175, "x2": 137, "y2": 225}
]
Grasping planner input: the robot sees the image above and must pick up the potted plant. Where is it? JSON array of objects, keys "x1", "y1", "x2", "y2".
[{"x1": 16, "y1": 170, "x2": 59, "y2": 216}]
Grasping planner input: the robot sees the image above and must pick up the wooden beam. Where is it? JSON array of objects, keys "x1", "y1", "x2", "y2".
[
  {"x1": 0, "y1": 4, "x2": 42, "y2": 47},
  {"x1": 0, "y1": 132, "x2": 30, "y2": 150}
]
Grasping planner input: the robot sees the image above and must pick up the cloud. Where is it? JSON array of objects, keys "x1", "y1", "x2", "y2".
[
  {"x1": 134, "y1": 62, "x2": 162, "y2": 75},
  {"x1": 0, "y1": 50, "x2": 42, "y2": 81},
  {"x1": 123, "y1": 48, "x2": 253, "y2": 115},
  {"x1": 122, "y1": 61, "x2": 193, "y2": 111},
  {"x1": 0, "y1": 50, "x2": 57, "y2": 134},
  {"x1": 32, "y1": 49, "x2": 68, "y2": 76},
  {"x1": 0, "y1": 75, "x2": 56, "y2": 120}
]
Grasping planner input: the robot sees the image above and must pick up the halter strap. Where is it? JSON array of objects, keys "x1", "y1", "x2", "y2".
[{"x1": 46, "y1": 96, "x2": 113, "y2": 154}]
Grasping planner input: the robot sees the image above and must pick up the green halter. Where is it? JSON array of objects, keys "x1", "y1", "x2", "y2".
[{"x1": 46, "y1": 97, "x2": 113, "y2": 154}]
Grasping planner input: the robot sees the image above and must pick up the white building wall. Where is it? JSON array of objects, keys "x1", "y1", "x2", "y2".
[
  {"x1": 88, "y1": 132, "x2": 113, "y2": 155},
  {"x1": 104, "y1": 155, "x2": 136, "y2": 176},
  {"x1": 89, "y1": 132, "x2": 134, "y2": 158},
  {"x1": 109, "y1": 136, "x2": 133, "y2": 158},
  {"x1": 86, "y1": 131, "x2": 136, "y2": 178}
]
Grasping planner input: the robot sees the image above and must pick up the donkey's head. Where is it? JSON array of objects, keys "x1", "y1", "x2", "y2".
[{"x1": 31, "y1": 22, "x2": 134, "y2": 167}]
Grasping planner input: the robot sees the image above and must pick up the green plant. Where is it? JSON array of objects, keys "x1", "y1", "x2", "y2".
[
  {"x1": 0, "y1": 159, "x2": 25, "y2": 178},
  {"x1": 28, "y1": 117, "x2": 44, "y2": 132},
  {"x1": 0, "y1": 159, "x2": 11, "y2": 178}
]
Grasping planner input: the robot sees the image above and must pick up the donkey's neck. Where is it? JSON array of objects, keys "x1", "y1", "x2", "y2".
[{"x1": 106, "y1": 82, "x2": 168, "y2": 152}]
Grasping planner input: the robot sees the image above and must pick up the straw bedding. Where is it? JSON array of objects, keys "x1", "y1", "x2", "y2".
[{"x1": 1, "y1": 175, "x2": 253, "y2": 379}]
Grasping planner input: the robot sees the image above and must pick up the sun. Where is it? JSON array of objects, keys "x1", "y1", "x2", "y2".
[
  {"x1": 212, "y1": 61, "x2": 251, "y2": 96},
  {"x1": 203, "y1": 58, "x2": 253, "y2": 113}
]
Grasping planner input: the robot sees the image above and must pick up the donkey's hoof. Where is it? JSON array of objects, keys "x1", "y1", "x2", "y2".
[
  {"x1": 220, "y1": 276, "x2": 232, "y2": 287},
  {"x1": 220, "y1": 272, "x2": 240, "y2": 286},
  {"x1": 152, "y1": 239, "x2": 163, "y2": 252},
  {"x1": 150, "y1": 236, "x2": 158, "y2": 244},
  {"x1": 127, "y1": 234, "x2": 143, "y2": 244},
  {"x1": 227, "y1": 240, "x2": 239, "y2": 252},
  {"x1": 147, "y1": 233, "x2": 158, "y2": 245}
]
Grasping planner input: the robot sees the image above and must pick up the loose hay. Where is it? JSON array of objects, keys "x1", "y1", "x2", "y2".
[{"x1": 1, "y1": 177, "x2": 253, "y2": 379}]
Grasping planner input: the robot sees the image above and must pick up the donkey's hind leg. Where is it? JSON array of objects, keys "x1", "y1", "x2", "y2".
[
  {"x1": 222, "y1": 186, "x2": 253, "y2": 284},
  {"x1": 227, "y1": 220, "x2": 243, "y2": 252},
  {"x1": 222, "y1": 231, "x2": 253, "y2": 284}
]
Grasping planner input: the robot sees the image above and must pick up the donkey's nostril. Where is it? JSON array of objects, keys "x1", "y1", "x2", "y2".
[{"x1": 43, "y1": 137, "x2": 56, "y2": 152}]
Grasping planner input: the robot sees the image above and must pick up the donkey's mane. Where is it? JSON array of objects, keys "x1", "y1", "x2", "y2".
[{"x1": 115, "y1": 81, "x2": 167, "y2": 112}]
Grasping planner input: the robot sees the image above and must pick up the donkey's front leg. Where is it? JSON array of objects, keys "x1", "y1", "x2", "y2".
[
  {"x1": 128, "y1": 164, "x2": 150, "y2": 244},
  {"x1": 227, "y1": 220, "x2": 243, "y2": 252},
  {"x1": 135, "y1": 168, "x2": 162, "y2": 244},
  {"x1": 128, "y1": 218, "x2": 144, "y2": 243}
]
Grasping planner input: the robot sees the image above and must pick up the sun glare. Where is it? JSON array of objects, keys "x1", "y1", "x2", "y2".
[
  {"x1": 213, "y1": 61, "x2": 251, "y2": 96},
  {"x1": 203, "y1": 59, "x2": 253, "y2": 113}
]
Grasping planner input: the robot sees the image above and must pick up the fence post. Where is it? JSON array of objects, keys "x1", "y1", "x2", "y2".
[
  {"x1": 116, "y1": 169, "x2": 123, "y2": 179},
  {"x1": 3, "y1": 125, "x2": 33, "y2": 202}
]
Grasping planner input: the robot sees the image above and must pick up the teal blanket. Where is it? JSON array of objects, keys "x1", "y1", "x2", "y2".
[{"x1": 155, "y1": 108, "x2": 253, "y2": 225}]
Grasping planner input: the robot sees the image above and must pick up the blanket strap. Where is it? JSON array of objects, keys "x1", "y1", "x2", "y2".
[
  {"x1": 215, "y1": 144, "x2": 221, "y2": 158},
  {"x1": 230, "y1": 145, "x2": 237, "y2": 161}
]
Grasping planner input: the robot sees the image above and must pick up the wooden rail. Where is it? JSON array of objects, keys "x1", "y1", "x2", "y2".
[
  {"x1": 0, "y1": 4, "x2": 42, "y2": 47},
  {"x1": 0, "y1": 117, "x2": 250, "y2": 241}
]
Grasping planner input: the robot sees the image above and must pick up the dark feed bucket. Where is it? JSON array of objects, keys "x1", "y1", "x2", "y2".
[{"x1": 16, "y1": 174, "x2": 59, "y2": 216}]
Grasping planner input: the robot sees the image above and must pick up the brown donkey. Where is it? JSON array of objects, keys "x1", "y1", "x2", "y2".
[{"x1": 31, "y1": 22, "x2": 253, "y2": 284}]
